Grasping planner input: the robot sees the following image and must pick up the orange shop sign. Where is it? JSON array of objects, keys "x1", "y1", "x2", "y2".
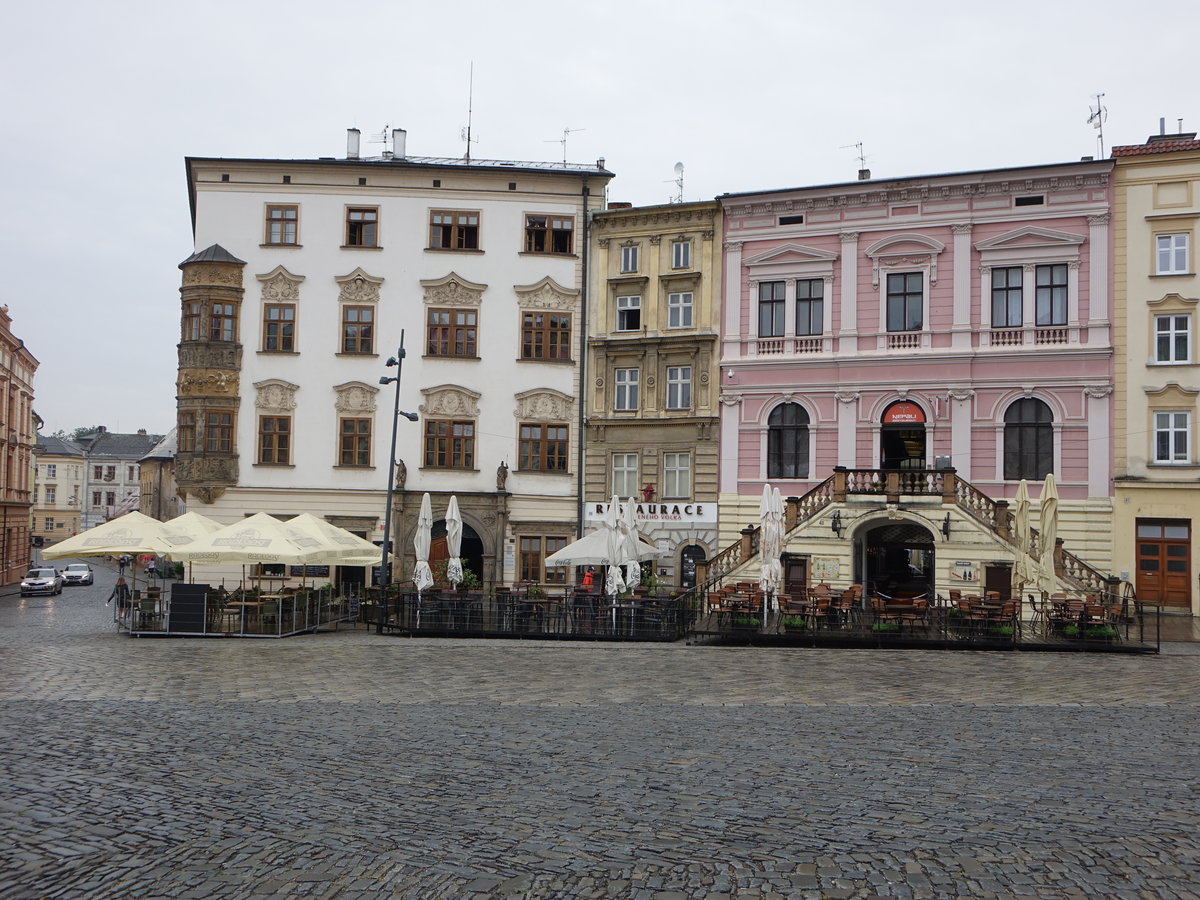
[{"x1": 882, "y1": 402, "x2": 925, "y2": 425}]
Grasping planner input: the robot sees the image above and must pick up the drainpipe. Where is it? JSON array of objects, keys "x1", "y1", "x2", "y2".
[{"x1": 576, "y1": 177, "x2": 591, "y2": 538}]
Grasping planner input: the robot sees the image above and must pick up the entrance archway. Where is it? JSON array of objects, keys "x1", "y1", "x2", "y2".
[
  {"x1": 679, "y1": 544, "x2": 707, "y2": 590},
  {"x1": 880, "y1": 400, "x2": 927, "y2": 470},
  {"x1": 431, "y1": 520, "x2": 485, "y2": 584},
  {"x1": 861, "y1": 520, "x2": 935, "y2": 599}
]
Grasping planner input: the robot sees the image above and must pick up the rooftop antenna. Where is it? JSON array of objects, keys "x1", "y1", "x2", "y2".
[
  {"x1": 460, "y1": 62, "x2": 478, "y2": 161},
  {"x1": 666, "y1": 162, "x2": 684, "y2": 203},
  {"x1": 841, "y1": 141, "x2": 870, "y2": 180},
  {"x1": 1087, "y1": 93, "x2": 1107, "y2": 158},
  {"x1": 369, "y1": 124, "x2": 392, "y2": 156},
  {"x1": 546, "y1": 126, "x2": 584, "y2": 164}
]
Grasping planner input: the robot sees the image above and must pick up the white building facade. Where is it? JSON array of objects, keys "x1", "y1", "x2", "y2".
[{"x1": 178, "y1": 130, "x2": 612, "y2": 589}]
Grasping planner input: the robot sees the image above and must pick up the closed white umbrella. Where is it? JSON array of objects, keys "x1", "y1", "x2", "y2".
[
  {"x1": 412, "y1": 493, "x2": 434, "y2": 594},
  {"x1": 1037, "y1": 474, "x2": 1059, "y2": 595},
  {"x1": 620, "y1": 497, "x2": 642, "y2": 591},
  {"x1": 758, "y1": 484, "x2": 784, "y2": 625},
  {"x1": 445, "y1": 496, "x2": 464, "y2": 589},
  {"x1": 1010, "y1": 480, "x2": 1036, "y2": 595},
  {"x1": 603, "y1": 494, "x2": 625, "y2": 598}
]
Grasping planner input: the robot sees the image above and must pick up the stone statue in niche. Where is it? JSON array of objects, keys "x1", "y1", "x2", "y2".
[
  {"x1": 497, "y1": 461, "x2": 509, "y2": 490},
  {"x1": 395, "y1": 459, "x2": 407, "y2": 490}
]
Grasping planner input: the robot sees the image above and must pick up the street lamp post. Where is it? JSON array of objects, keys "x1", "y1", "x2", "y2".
[{"x1": 378, "y1": 330, "x2": 419, "y2": 598}]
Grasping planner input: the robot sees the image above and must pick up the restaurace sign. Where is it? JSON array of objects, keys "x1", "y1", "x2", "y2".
[{"x1": 585, "y1": 502, "x2": 717, "y2": 526}]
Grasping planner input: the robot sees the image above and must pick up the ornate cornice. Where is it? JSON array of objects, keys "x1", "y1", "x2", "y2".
[
  {"x1": 420, "y1": 384, "x2": 481, "y2": 418},
  {"x1": 421, "y1": 272, "x2": 487, "y2": 307},
  {"x1": 181, "y1": 263, "x2": 243, "y2": 288},
  {"x1": 514, "y1": 276, "x2": 578, "y2": 311},
  {"x1": 255, "y1": 379, "x2": 299, "y2": 411},
  {"x1": 333, "y1": 381, "x2": 380, "y2": 414},
  {"x1": 514, "y1": 388, "x2": 574, "y2": 422},
  {"x1": 257, "y1": 266, "x2": 304, "y2": 303}
]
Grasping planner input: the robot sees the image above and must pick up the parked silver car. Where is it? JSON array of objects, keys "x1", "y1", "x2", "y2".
[
  {"x1": 62, "y1": 563, "x2": 94, "y2": 586},
  {"x1": 21, "y1": 567, "x2": 63, "y2": 596}
]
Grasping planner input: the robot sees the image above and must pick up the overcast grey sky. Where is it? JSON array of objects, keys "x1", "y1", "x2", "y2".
[{"x1": 3, "y1": 0, "x2": 1196, "y2": 436}]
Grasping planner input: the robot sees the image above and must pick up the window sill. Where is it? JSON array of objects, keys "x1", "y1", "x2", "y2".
[
  {"x1": 260, "y1": 243, "x2": 302, "y2": 249},
  {"x1": 257, "y1": 350, "x2": 300, "y2": 356},
  {"x1": 1148, "y1": 360, "x2": 1196, "y2": 366},
  {"x1": 419, "y1": 466, "x2": 479, "y2": 472},
  {"x1": 516, "y1": 469, "x2": 572, "y2": 476},
  {"x1": 333, "y1": 465, "x2": 376, "y2": 471},
  {"x1": 424, "y1": 354, "x2": 481, "y2": 361},
  {"x1": 1148, "y1": 462, "x2": 1199, "y2": 468},
  {"x1": 334, "y1": 352, "x2": 380, "y2": 359},
  {"x1": 253, "y1": 463, "x2": 296, "y2": 468},
  {"x1": 1151, "y1": 272, "x2": 1195, "y2": 278},
  {"x1": 340, "y1": 244, "x2": 382, "y2": 251},
  {"x1": 519, "y1": 251, "x2": 578, "y2": 259},
  {"x1": 425, "y1": 247, "x2": 484, "y2": 254},
  {"x1": 517, "y1": 356, "x2": 574, "y2": 364}
]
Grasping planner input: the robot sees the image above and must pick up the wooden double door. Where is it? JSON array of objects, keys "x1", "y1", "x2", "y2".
[{"x1": 1136, "y1": 519, "x2": 1191, "y2": 607}]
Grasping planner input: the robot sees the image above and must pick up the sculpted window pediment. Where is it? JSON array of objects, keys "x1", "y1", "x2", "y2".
[
  {"x1": 336, "y1": 268, "x2": 384, "y2": 304},
  {"x1": 1145, "y1": 383, "x2": 1200, "y2": 401},
  {"x1": 515, "y1": 276, "x2": 579, "y2": 311},
  {"x1": 420, "y1": 384, "x2": 481, "y2": 418},
  {"x1": 333, "y1": 381, "x2": 379, "y2": 414},
  {"x1": 514, "y1": 389, "x2": 574, "y2": 422},
  {"x1": 254, "y1": 379, "x2": 299, "y2": 412},
  {"x1": 257, "y1": 266, "x2": 305, "y2": 303},
  {"x1": 1147, "y1": 292, "x2": 1200, "y2": 311},
  {"x1": 974, "y1": 226, "x2": 1086, "y2": 253},
  {"x1": 421, "y1": 272, "x2": 488, "y2": 307},
  {"x1": 744, "y1": 243, "x2": 840, "y2": 267},
  {"x1": 865, "y1": 233, "x2": 947, "y2": 258}
]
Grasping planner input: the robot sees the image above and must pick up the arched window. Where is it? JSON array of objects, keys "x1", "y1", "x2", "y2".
[
  {"x1": 1004, "y1": 398, "x2": 1053, "y2": 480},
  {"x1": 768, "y1": 403, "x2": 810, "y2": 479}
]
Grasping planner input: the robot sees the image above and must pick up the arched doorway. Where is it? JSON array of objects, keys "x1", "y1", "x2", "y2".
[
  {"x1": 679, "y1": 544, "x2": 707, "y2": 591},
  {"x1": 880, "y1": 400, "x2": 927, "y2": 470},
  {"x1": 430, "y1": 520, "x2": 485, "y2": 584},
  {"x1": 861, "y1": 521, "x2": 935, "y2": 599}
]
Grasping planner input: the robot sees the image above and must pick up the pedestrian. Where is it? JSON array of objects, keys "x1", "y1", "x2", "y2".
[
  {"x1": 118, "y1": 555, "x2": 128, "y2": 576},
  {"x1": 108, "y1": 577, "x2": 132, "y2": 619},
  {"x1": 146, "y1": 559, "x2": 157, "y2": 580},
  {"x1": 582, "y1": 566, "x2": 595, "y2": 590}
]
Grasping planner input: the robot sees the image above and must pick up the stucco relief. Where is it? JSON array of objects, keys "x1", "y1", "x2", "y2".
[
  {"x1": 1084, "y1": 385, "x2": 1114, "y2": 399},
  {"x1": 334, "y1": 382, "x2": 379, "y2": 414},
  {"x1": 178, "y1": 369, "x2": 238, "y2": 396},
  {"x1": 257, "y1": 266, "x2": 304, "y2": 302},
  {"x1": 421, "y1": 272, "x2": 487, "y2": 307},
  {"x1": 835, "y1": 391, "x2": 860, "y2": 404},
  {"x1": 648, "y1": 235, "x2": 662, "y2": 245},
  {"x1": 254, "y1": 379, "x2": 299, "y2": 411},
  {"x1": 514, "y1": 277, "x2": 578, "y2": 311},
  {"x1": 420, "y1": 385, "x2": 481, "y2": 418},
  {"x1": 336, "y1": 268, "x2": 384, "y2": 304},
  {"x1": 514, "y1": 389, "x2": 573, "y2": 422},
  {"x1": 179, "y1": 344, "x2": 241, "y2": 370},
  {"x1": 181, "y1": 264, "x2": 243, "y2": 287},
  {"x1": 948, "y1": 388, "x2": 975, "y2": 402}
]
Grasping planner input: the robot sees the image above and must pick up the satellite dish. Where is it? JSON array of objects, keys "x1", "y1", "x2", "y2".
[{"x1": 674, "y1": 162, "x2": 684, "y2": 175}]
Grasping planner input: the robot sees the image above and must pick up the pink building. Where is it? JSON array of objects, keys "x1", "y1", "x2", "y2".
[{"x1": 716, "y1": 160, "x2": 1115, "y2": 598}]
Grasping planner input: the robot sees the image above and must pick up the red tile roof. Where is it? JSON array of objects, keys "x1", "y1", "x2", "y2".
[{"x1": 1112, "y1": 139, "x2": 1200, "y2": 156}]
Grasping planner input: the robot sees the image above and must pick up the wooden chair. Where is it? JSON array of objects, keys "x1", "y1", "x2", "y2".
[{"x1": 899, "y1": 597, "x2": 928, "y2": 632}]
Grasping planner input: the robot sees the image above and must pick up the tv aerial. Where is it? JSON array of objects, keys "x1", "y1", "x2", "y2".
[
  {"x1": 667, "y1": 162, "x2": 685, "y2": 203},
  {"x1": 1087, "y1": 93, "x2": 1108, "y2": 158},
  {"x1": 546, "y1": 127, "x2": 584, "y2": 164}
]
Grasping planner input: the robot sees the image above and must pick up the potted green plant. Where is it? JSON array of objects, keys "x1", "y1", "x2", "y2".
[{"x1": 781, "y1": 614, "x2": 806, "y2": 631}]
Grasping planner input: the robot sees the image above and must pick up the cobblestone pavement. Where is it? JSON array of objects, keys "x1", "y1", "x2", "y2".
[{"x1": 2, "y1": 567, "x2": 1199, "y2": 898}]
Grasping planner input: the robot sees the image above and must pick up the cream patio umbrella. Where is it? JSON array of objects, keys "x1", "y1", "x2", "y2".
[
  {"x1": 42, "y1": 511, "x2": 176, "y2": 561},
  {"x1": 544, "y1": 527, "x2": 664, "y2": 567},
  {"x1": 444, "y1": 497, "x2": 464, "y2": 589},
  {"x1": 285, "y1": 513, "x2": 383, "y2": 562},
  {"x1": 758, "y1": 484, "x2": 785, "y2": 626},
  {"x1": 171, "y1": 512, "x2": 320, "y2": 566},
  {"x1": 603, "y1": 494, "x2": 626, "y2": 599},
  {"x1": 161, "y1": 511, "x2": 225, "y2": 582},
  {"x1": 619, "y1": 497, "x2": 642, "y2": 592},
  {"x1": 1037, "y1": 473, "x2": 1060, "y2": 596},
  {"x1": 1010, "y1": 479, "x2": 1037, "y2": 598}
]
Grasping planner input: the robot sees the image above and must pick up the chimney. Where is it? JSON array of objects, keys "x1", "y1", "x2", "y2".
[
  {"x1": 392, "y1": 128, "x2": 407, "y2": 159},
  {"x1": 137, "y1": 429, "x2": 147, "y2": 435},
  {"x1": 347, "y1": 128, "x2": 361, "y2": 159},
  {"x1": 858, "y1": 168, "x2": 871, "y2": 181},
  {"x1": 607, "y1": 201, "x2": 632, "y2": 210}
]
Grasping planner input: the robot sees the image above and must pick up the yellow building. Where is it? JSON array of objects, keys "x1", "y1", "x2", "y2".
[
  {"x1": 1112, "y1": 126, "x2": 1200, "y2": 614},
  {"x1": 0, "y1": 306, "x2": 38, "y2": 580}
]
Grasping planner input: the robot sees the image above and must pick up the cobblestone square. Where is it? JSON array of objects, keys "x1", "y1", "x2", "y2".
[{"x1": 1, "y1": 582, "x2": 1198, "y2": 898}]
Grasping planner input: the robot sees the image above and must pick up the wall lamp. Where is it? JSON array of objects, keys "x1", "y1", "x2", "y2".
[
  {"x1": 942, "y1": 512, "x2": 952, "y2": 538},
  {"x1": 830, "y1": 510, "x2": 843, "y2": 538}
]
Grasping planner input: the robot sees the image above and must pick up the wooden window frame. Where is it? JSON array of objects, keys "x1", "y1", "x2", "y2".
[
  {"x1": 203, "y1": 410, "x2": 234, "y2": 454},
  {"x1": 209, "y1": 302, "x2": 238, "y2": 342},
  {"x1": 524, "y1": 214, "x2": 574, "y2": 254},
  {"x1": 427, "y1": 307, "x2": 478, "y2": 358},
  {"x1": 424, "y1": 419, "x2": 476, "y2": 469},
  {"x1": 521, "y1": 311, "x2": 572, "y2": 360},
  {"x1": 182, "y1": 301, "x2": 203, "y2": 342},
  {"x1": 263, "y1": 303, "x2": 295, "y2": 352},
  {"x1": 768, "y1": 403, "x2": 810, "y2": 479},
  {"x1": 519, "y1": 422, "x2": 569, "y2": 472},
  {"x1": 339, "y1": 417, "x2": 372, "y2": 467},
  {"x1": 265, "y1": 205, "x2": 298, "y2": 245},
  {"x1": 341, "y1": 305, "x2": 374, "y2": 354},
  {"x1": 178, "y1": 411, "x2": 197, "y2": 452},
  {"x1": 345, "y1": 207, "x2": 379, "y2": 248},
  {"x1": 1003, "y1": 398, "x2": 1054, "y2": 480},
  {"x1": 429, "y1": 210, "x2": 480, "y2": 250},
  {"x1": 258, "y1": 415, "x2": 291, "y2": 465}
]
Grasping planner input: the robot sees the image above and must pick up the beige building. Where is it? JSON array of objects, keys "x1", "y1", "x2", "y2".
[
  {"x1": 587, "y1": 201, "x2": 721, "y2": 590},
  {"x1": 0, "y1": 306, "x2": 37, "y2": 581},
  {"x1": 1112, "y1": 127, "x2": 1200, "y2": 614},
  {"x1": 31, "y1": 435, "x2": 85, "y2": 546}
]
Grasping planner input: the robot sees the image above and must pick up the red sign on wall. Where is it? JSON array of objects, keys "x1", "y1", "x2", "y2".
[{"x1": 882, "y1": 401, "x2": 926, "y2": 425}]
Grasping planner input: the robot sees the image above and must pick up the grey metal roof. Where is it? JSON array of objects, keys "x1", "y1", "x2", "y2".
[
  {"x1": 141, "y1": 428, "x2": 177, "y2": 462},
  {"x1": 84, "y1": 431, "x2": 165, "y2": 460},
  {"x1": 188, "y1": 154, "x2": 614, "y2": 178},
  {"x1": 34, "y1": 435, "x2": 84, "y2": 457},
  {"x1": 179, "y1": 244, "x2": 246, "y2": 268}
]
